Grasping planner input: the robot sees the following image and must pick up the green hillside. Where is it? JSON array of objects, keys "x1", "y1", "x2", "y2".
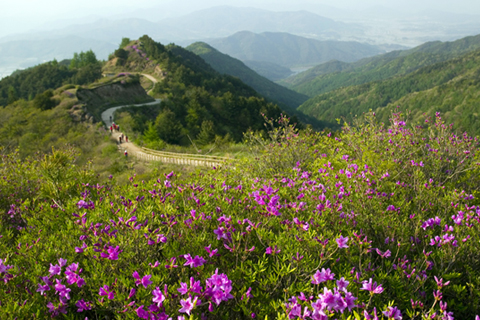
[
  {"x1": 283, "y1": 34, "x2": 480, "y2": 97},
  {"x1": 104, "y1": 36, "x2": 299, "y2": 146},
  {"x1": 298, "y1": 48, "x2": 480, "y2": 135},
  {"x1": 242, "y1": 60, "x2": 293, "y2": 81}
]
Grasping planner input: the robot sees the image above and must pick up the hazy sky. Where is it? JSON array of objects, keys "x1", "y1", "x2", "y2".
[{"x1": 2, "y1": 0, "x2": 480, "y2": 38}]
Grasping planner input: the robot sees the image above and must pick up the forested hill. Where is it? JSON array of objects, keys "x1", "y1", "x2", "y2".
[
  {"x1": 105, "y1": 36, "x2": 309, "y2": 146},
  {"x1": 282, "y1": 34, "x2": 480, "y2": 97},
  {"x1": 185, "y1": 42, "x2": 334, "y2": 129},
  {"x1": 0, "y1": 51, "x2": 102, "y2": 107},
  {"x1": 298, "y1": 48, "x2": 480, "y2": 136}
]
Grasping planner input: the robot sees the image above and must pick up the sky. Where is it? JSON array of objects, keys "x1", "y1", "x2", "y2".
[{"x1": 2, "y1": 0, "x2": 480, "y2": 37}]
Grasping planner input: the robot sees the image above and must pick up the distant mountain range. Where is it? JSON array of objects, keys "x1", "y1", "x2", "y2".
[
  {"x1": 0, "y1": 7, "x2": 364, "y2": 46},
  {"x1": 159, "y1": 6, "x2": 364, "y2": 41},
  {"x1": 205, "y1": 31, "x2": 385, "y2": 69}
]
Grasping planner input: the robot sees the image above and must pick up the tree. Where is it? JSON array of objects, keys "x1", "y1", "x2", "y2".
[
  {"x1": 119, "y1": 37, "x2": 131, "y2": 49},
  {"x1": 7, "y1": 86, "x2": 18, "y2": 104},
  {"x1": 114, "y1": 48, "x2": 128, "y2": 60},
  {"x1": 69, "y1": 50, "x2": 98, "y2": 69},
  {"x1": 143, "y1": 121, "x2": 159, "y2": 143},
  {"x1": 155, "y1": 109, "x2": 184, "y2": 144},
  {"x1": 195, "y1": 120, "x2": 215, "y2": 146},
  {"x1": 33, "y1": 89, "x2": 55, "y2": 110}
]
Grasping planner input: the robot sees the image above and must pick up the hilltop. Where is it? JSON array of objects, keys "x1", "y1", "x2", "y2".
[{"x1": 97, "y1": 36, "x2": 306, "y2": 146}]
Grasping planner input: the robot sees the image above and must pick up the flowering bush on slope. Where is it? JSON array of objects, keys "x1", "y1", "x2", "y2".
[{"x1": 1, "y1": 112, "x2": 480, "y2": 319}]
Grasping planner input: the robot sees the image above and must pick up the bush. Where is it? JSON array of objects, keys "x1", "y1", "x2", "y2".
[
  {"x1": 33, "y1": 89, "x2": 56, "y2": 110},
  {"x1": 2, "y1": 112, "x2": 480, "y2": 319}
]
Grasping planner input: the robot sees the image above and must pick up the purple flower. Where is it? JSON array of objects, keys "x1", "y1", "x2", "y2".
[
  {"x1": 58, "y1": 258, "x2": 67, "y2": 267},
  {"x1": 205, "y1": 269, "x2": 234, "y2": 306},
  {"x1": 99, "y1": 285, "x2": 115, "y2": 299},
  {"x1": 177, "y1": 282, "x2": 189, "y2": 295},
  {"x1": 336, "y1": 235, "x2": 349, "y2": 249},
  {"x1": 77, "y1": 200, "x2": 94, "y2": 209},
  {"x1": 128, "y1": 288, "x2": 136, "y2": 299},
  {"x1": 75, "y1": 299, "x2": 92, "y2": 312},
  {"x1": 265, "y1": 245, "x2": 280, "y2": 255},
  {"x1": 37, "y1": 283, "x2": 50, "y2": 295},
  {"x1": 136, "y1": 305, "x2": 149, "y2": 319},
  {"x1": 54, "y1": 279, "x2": 71, "y2": 300},
  {"x1": 152, "y1": 287, "x2": 165, "y2": 306},
  {"x1": 361, "y1": 278, "x2": 384, "y2": 294},
  {"x1": 336, "y1": 277, "x2": 349, "y2": 292},
  {"x1": 205, "y1": 245, "x2": 218, "y2": 257},
  {"x1": 100, "y1": 245, "x2": 122, "y2": 260},
  {"x1": 213, "y1": 227, "x2": 230, "y2": 240},
  {"x1": 382, "y1": 306, "x2": 402, "y2": 319},
  {"x1": 179, "y1": 296, "x2": 199, "y2": 315},
  {"x1": 311, "y1": 268, "x2": 335, "y2": 284},
  {"x1": 0, "y1": 259, "x2": 11, "y2": 273},
  {"x1": 49, "y1": 263, "x2": 61, "y2": 275},
  {"x1": 140, "y1": 274, "x2": 152, "y2": 288},
  {"x1": 376, "y1": 248, "x2": 392, "y2": 258},
  {"x1": 183, "y1": 254, "x2": 206, "y2": 268}
]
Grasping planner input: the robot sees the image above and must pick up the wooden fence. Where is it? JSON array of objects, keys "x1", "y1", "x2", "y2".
[{"x1": 122, "y1": 146, "x2": 232, "y2": 167}]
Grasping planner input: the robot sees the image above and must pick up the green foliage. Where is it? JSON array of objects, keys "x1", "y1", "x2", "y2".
[{"x1": 38, "y1": 147, "x2": 97, "y2": 204}]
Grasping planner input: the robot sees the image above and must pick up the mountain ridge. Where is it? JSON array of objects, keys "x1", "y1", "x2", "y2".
[
  {"x1": 205, "y1": 31, "x2": 384, "y2": 69},
  {"x1": 282, "y1": 33, "x2": 480, "y2": 97}
]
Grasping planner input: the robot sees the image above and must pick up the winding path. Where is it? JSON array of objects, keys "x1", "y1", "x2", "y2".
[{"x1": 100, "y1": 73, "x2": 230, "y2": 167}]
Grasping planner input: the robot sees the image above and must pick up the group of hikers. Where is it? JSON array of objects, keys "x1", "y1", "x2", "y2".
[
  {"x1": 109, "y1": 123, "x2": 120, "y2": 133},
  {"x1": 108, "y1": 116, "x2": 128, "y2": 157},
  {"x1": 118, "y1": 133, "x2": 128, "y2": 144}
]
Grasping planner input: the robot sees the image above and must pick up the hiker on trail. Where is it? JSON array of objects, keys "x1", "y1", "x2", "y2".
[
  {"x1": 125, "y1": 135, "x2": 129, "y2": 143},
  {"x1": 117, "y1": 125, "x2": 120, "y2": 132},
  {"x1": 124, "y1": 150, "x2": 128, "y2": 157},
  {"x1": 119, "y1": 136, "x2": 122, "y2": 144},
  {"x1": 110, "y1": 126, "x2": 112, "y2": 133},
  {"x1": 121, "y1": 133, "x2": 124, "y2": 140}
]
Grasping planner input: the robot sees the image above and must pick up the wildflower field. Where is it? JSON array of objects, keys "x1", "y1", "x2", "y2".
[{"x1": 2, "y1": 113, "x2": 480, "y2": 319}]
